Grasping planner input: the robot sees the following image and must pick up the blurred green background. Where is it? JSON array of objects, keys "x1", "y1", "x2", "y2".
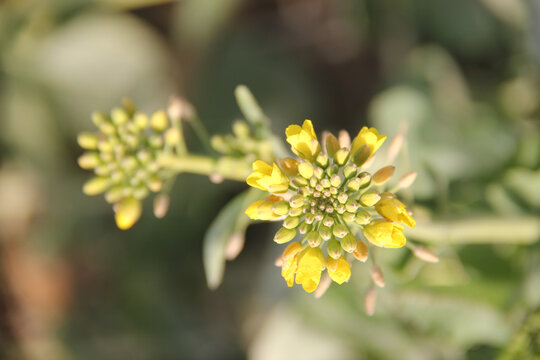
[{"x1": 0, "y1": 0, "x2": 539, "y2": 359}]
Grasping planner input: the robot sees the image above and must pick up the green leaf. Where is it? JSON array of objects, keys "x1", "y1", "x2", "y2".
[{"x1": 203, "y1": 187, "x2": 265, "y2": 290}]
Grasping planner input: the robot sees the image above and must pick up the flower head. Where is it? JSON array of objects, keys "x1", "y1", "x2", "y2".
[{"x1": 246, "y1": 121, "x2": 416, "y2": 293}]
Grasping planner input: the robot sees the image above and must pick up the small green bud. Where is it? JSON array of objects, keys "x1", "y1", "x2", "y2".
[
  {"x1": 134, "y1": 113, "x2": 148, "y2": 130},
  {"x1": 319, "y1": 226, "x2": 332, "y2": 241},
  {"x1": 324, "y1": 133, "x2": 340, "y2": 157},
  {"x1": 289, "y1": 194, "x2": 305, "y2": 208},
  {"x1": 358, "y1": 172, "x2": 372, "y2": 188},
  {"x1": 77, "y1": 132, "x2": 99, "y2": 150},
  {"x1": 305, "y1": 231, "x2": 321, "y2": 247},
  {"x1": 98, "y1": 140, "x2": 113, "y2": 153},
  {"x1": 165, "y1": 128, "x2": 182, "y2": 146},
  {"x1": 332, "y1": 224, "x2": 348, "y2": 238},
  {"x1": 336, "y1": 204, "x2": 346, "y2": 214},
  {"x1": 274, "y1": 228, "x2": 297, "y2": 244},
  {"x1": 105, "y1": 186, "x2": 124, "y2": 203},
  {"x1": 137, "y1": 150, "x2": 151, "y2": 163},
  {"x1": 147, "y1": 176, "x2": 163, "y2": 192},
  {"x1": 354, "y1": 210, "x2": 371, "y2": 225},
  {"x1": 327, "y1": 239, "x2": 342, "y2": 259},
  {"x1": 360, "y1": 190, "x2": 380, "y2": 207},
  {"x1": 314, "y1": 212, "x2": 324, "y2": 221},
  {"x1": 337, "y1": 192, "x2": 348, "y2": 204},
  {"x1": 272, "y1": 201, "x2": 290, "y2": 216},
  {"x1": 347, "y1": 177, "x2": 362, "y2": 192},
  {"x1": 120, "y1": 157, "x2": 138, "y2": 172},
  {"x1": 323, "y1": 216, "x2": 334, "y2": 227},
  {"x1": 335, "y1": 148, "x2": 350, "y2": 165},
  {"x1": 372, "y1": 166, "x2": 395, "y2": 186},
  {"x1": 293, "y1": 176, "x2": 308, "y2": 187},
  {"x1": 298, "y1": 162, "x2": 314, "y2": 179},
  {"x1": 326, "y1": 164, "x2": 339, "y2": 176},
  {"x1": 340, "y1": 234, "x2": 357, "y2": 253},
  {"x1": 83, "y1": 177, "x2": 110, "y2": 196},
  {"x1": 151, "y1": 110, "x2": 169, "y2": 132},
  {"x1": 289, "y1": 207, "x2": 303, "y2": 217},
  {"x1": 149, "y1": 135, "x2": 164, "y2": 148},
  {"x1": 95, "y1": 165, "x2": 109, "y2": 176},
  {"x1": 344, "y1": 164, "x2": 357, "y2": 179},
  {"x1": 314, "y1": 167, "x2": 324, "y2": 179},
  {"x1": 298, "y1": 222, "x2": 311, "y2": 234},
  {"x1": 92, "y1": 112, "x2": 116, "y2": 136},
  {"x1": 211, "y1": 136, "x2": 229, "y2": 153},
  {"x1": 320, "y1": 178, "x2": 331, "y2": 188},
  {"x1": 345, "y1": 200, "x2": 359, "y2": 213},
  {"x1": 342, "y1": 212, "x2": 356, "y2": 222},
  {"x1": 309, "y1": 177, "x2": 318, "y2": 188},
  {"x1": 352, "y1": 144, "x2": 370, "y2": 166},
  {"x1": 133, "y1": 186, "x2": 149, "y2": 200},
  {"x1": 111, "y1": 107, "x2": 129, "y2": 125},
  {"x1": 78, "y1": 152, "x2": 101, "y2": 169},
  {"x1": 232, "y1": 120, "x2": 250, "y2": 138},
  {"x1": 316, "y1": 153, "x2": 329, "y2": 168},
  {"x1": 284, "y1": 216, "x2": 300, "y2": 229},
  {"x1": 305, "y1": 213, "x2": 315, "y2": 224},
  {"x1": 330, "y1": 174, "x2": 341, "y2": 188}
]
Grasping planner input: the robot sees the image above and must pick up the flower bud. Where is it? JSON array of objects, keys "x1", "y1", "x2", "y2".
[
  {"x1": 413, "y1": 245, "x2": 439, "y2": 263},
  {"x1": 153, "y1": 194, "x2": 170, "y2": 218},
  {"x1": 358, "y1": 172, "x2": 371, "y2": 188},
  {"x1": 337, "y1": 192, "x2": 348, "y2": 204},
  {"x1": 346, "y1": 177, "x2": 361, "y2": 192},
  {"x1": 320, "y1": 178, "x2": 331, "y2": 188},
  {"x1": 373, "y1": 166, "x2": 395, "y2": 186},
  {"x1": 323, "y1": 216, "x2": 334, "y2": 227},
  {"x1": 283, "y1": 216, "x2": 300, "y2": 229},
  {"x1": 370, "y1": 266, "x2": 385, "y2": 288},
  {"x1": 305, "y1": 231, "x2": 321, "y2": 247},
  {"x1": 151, "y1": 110, "x2": 168, "y2": 132},
  {"x1": 92, "y1": 112, "x2": 116, "y2": 136},
  {"x1": 272, "y1": 201, "x2": 290, "y2": 216},
  {"x1": 327, "y1": 239, "x2": 342, "y2": 259},
  {"x1": 330, "y1": 174, "x2": 341, "y2": 188},
  {"x1": 335, "y1": 148, "x2": 350, "y2": 165},
  {"x1": 232, "y1": 120, "x2": 250, "y2": 138},
  {"x1": 298, "y1": 162, "x2": 314, "y2": 179},
  {"x1": 324, "y1": 132, "x2": 340, "y2": 157},
  {"x1": 316, "y1": 153, "x2": 329, "y2": 168},
  {"x1": 338, "y1": 130, "x2": 351, "y2": 149},
  {"x1": 279, "y1": 158, "x2": 299, "y2": 176},
  {"x1": 345, "y1": 200, "x2": 359, "y2": 213},
  {"x1": 343, "y1": 164, "x2": 357, "y2": 179},
  {"x1": 340, "y1": 234, "x2": 357, "y2": 253},
  {"x1": 313, "y1": 167, "x2": 324, "y2": 179},
  {"x1": 111, "y1": 107, "x2": 129, "y2": 125},
  {"x1": 134, "y1": 113, "x2": 149, "y2": 130},
  {"x1": 292, "y1": 176, "x2": 308, "y2": 187},
  {"x1": 105, "y1": 186, "x2": 123, "y2": 203},
  {"x1": 165, "y1": 128, "x2": 182, "y2": 146},
  {"x1": 353, "y1": 240, "x2": 368, "y2": 262},
  {"x1": 274, "y1": 227, "x2": 297, "y2": 244},
  {"x1": 319, "y1": 226, "x2": 332, "y2": 241},
  {"x1": 115, "y1": 197, "x2": 142, "y2": 230},
  {"x1": 298, "y1": 222, "x2": 311, "y2": 234},
  {"x1": 288, "y1": 207, "x2": 303, "y2": 217},
  {"x1": 78, "y1": 153, "x2": 101, "y2": 169},
  {"x1": 289, "y1": 194, "x2": 305, "y2": 208},
  {"x1": 354, "y1": 210, "x2": 371, "y2": 225},
  {"x1": 332, "y1": 224, "x2": 348, "y2": 238},
  {"x1": 360, "y1": 190, "x2": 380, "y2": 207},
  {"x1": 77, "y1": 132, "x2": 99, "y2": 150},
  {"x1": 342, "y1": 212, "x2": 355, "y2": 222},
  {"x1": 83, "y1": 177, "x2": 110, "y2": 195}
]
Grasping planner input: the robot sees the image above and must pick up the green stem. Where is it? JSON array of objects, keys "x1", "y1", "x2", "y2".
[{"x1": 158, "y1": 154, "x2": 252, "y2": 182}]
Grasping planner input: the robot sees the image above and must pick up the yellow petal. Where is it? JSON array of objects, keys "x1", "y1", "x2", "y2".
[{"x1": 327, "y1": 257, "x2": 351, "y2": 284}]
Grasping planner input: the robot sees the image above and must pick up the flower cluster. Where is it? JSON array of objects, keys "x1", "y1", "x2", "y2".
[
  {"x1": 245, "y1": 120, "x2": 416, "y2": 293},
  {"x1": 77, "y1": 101, "x2": 180, "y2": 229},
  {"x1": 211, "y1": 120, "x2": 273, "y2": 163}
]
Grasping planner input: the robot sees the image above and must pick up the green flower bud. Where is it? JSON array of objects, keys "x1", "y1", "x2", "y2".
[
  {"x1": 305, "y1": 231, "x2": 321, "y2": 247},
  {"x1": 272, "y1": 201, "x2": 290, "y2": 216},
  {"x1": 342, "y1": 212, "x2": 356, "y2": 222},
  {"x1": 298, "y1": 162, "x2": 314, "y2": 179},
  {"x1": 83, "y1": 177, "x2": 110, "y2": 196},
  {"x1": 320, "y1": 178, "x2": 331, "y2": 188},
  {"x1": 105, "y1": 186, "x2": 123, "y2": 203},
  {"x1": 347, "y1": 177, "x2": 361, "y2": 192},
  {"x1": 354, "y1": 210, "x2": 371, "y2": 225},
  {"x1": 330, "y1": 174, "x2": 341, "y2": 188},
  {"x1": 289, "y1": 194, "x2": 305, "y2": 208},
  {"x1": 92, "y1": 112, "x2": 116, "y2": 136},
  {"x1": 111, "y1": 107, "x2": 129, "y2": 125},
  {"x1": 344, "y1": 164, "x2": 357, "y2": 179},
  {"x1": 345, "y1": 200, "x2": 359, "y2": 213},
  {"x1": 327, "y1": 239, "x2": 342, "y2": 259},
  {"x1": 340, "y1": 234, "x2": 357, "y2": 253},
  {"x1": 335, "y1": 148, "x2": 350, "y2": 165},
  {"x1": 360, "y1": 190, "x2": 380, "y2": 207},
  {"x1": 134, "y1": 113, "x2": 148, "y2": 130},
  {"x1": 337, "y1": 192, "x2": 348, "y2": 204},
  {"x1": 150, "y1": 110, "x2": 168, "y2": 132},
  {"x1": 298, "y1": 222, "x2": 311, "y2": 234},
  {"x1": 323, "y1": 216, "x2": 334, "y2": 227},
  {"x1": 319, "y1": 226, "x2": 332, "y2": 241},
  {"x1": 324, "y1": 133, "x2": 340, "y2": 158},
  {"x1": 305, "y1": 213, "x2": 315, "y2": 224},
  {"x1": 78, "y1": 152, "x2": 101, "y2": 170},
  {"x1": 274, "y1": 227, "x2": 297, "y2": 244},
  {"x1": 326, "y1": 164, "x2": 339, "y2": 176},
  {"x1": 149, "y1": 135, "x2": 164, "y2": 149},
  {"x1": 284, "y1": 216, "x2": 300, "y2": 229},
  {"x1": 133, "y1": 186, "x2": 149, "y2": 200},
  {"x1": 314, "y1": 167, "x2": 324, "y2": 179},
  {"x1": 336, "y1": 204, "x2": 346, "y2": 214},
  {"x1": 232, "y1": 120, "x2": 250, "y2": 138},
  {"x1": 358, "y1": 172, "x2": 371, "y2": 188},
  {"x1": 316, "y1": 153, "x2": 329, "y2": 168},
  {"x1": 332, "y1": 224, "x2": 348, "y2": 238},
  {"x1": 293, "y1": 176, "x2": 308, "y2": 187},
  {"x1": 289, "y1": 207, "x2": 303, "y2": 217},
  {"x1": 77, "y1": 132, "x2": 99, "y2": 150},
  {"x1": 165, "y1": 128, "x2": 182, "y2": 146}
]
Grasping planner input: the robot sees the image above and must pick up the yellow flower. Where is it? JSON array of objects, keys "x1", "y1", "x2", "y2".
[
  {"x1": 247, "y1": 160, "x2": 289, "y2": 193},
  {"x1": 245, "y1": 195, "x2": 284, "y2": 220},
  {"x1": 363, "y1": 219, "x2": 406, "y2": 248},
  {"x1": 375, "y1": 193, "x2": 416, "y2": 228},
  {"x1": 285, "y1": 120, "x2": 321, "y2": 161},
  {"x1": 326, "y1": 256, "x2": 351, "y2": 284},
  {"x1": 115, "y1": 197, "x2": 142, "y2": 230},
  {"x1": 281, "y1": 242, "x2": 303, "y2": 287},
  {"x1": 351, "y1": 127, "x2": 386, "y2": 158},
  {"x1": 295, "y1": 247, "x2": 325, "y2": 293}
]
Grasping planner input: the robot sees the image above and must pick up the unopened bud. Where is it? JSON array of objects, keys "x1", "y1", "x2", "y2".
[
  {"x1": 354, "y1": 211, "x2": 371, "y2": 225},
  {"x1": 292, "y1": 176, "x2": 308, "y2": 187},
  {"x1": 289, "y1": 194, "x2": 305, "y2": 208},
  {"x1": 288, "y1": 207, "x2": 303, "y2": 217},
  {"x1": 274, "y1": 227, "x2": 297, "y2": 244},
  {"x1": 298, "y1": 162, "x2": 314, "y2": 179},
  {"x1": 364, "y1": 287, "x2": 376, "y2": 316},
  {"x1": 225, "y1": 233, "x2": 245, "y2": 260},
  {"x1": 319, "y1": 226, "x2": 332, "y2": 241},
  {"x1": 153, "y1": 194, "x2": 170, "y2": 218},
  {"x1": 134, "y1": 113, "x2": 148, "y2": 130},
  {"x1": 165, "y1": 128, "x2": 182, "y2": 146},
  {"x1": 313, "y1": 167, "x2": 324, "y2": 179},
  {"x1": 316, "y1": 153, "x2": 329, "y2": 168},
  {"x1": 332, "y1": 224, "x2": 348, "y2": 238},
  {"x1": 272, "y1": 201, "x2": 290, "y2": 216},
  {"x1": 360, "y1": 190, "x2": 380, "y2": 207},
  {"x1": 105, "y1": 187, "x2": 124, "y2": 203},
  {"x1": 111, "y1": 107, "x2": 129, "y2": 125},
  {"x1": 327, "y1": 239, "x2": 342, "y2": 259},
  {"x1": 298, "y1": 222, "x2": 311, "y2": 234},
  {"x1": 398, "y1": 172, "x2": 417, "y2": 189},
  {"x1": 340, "y1": 234, "x2": 357, "y2": 253},
  {"x1": 345, "y1": 200, "x2": 359, "y2": 213},
  {"x1": 78, "y1": 152, "x2": 101, "y2": 169},
  {"x1": 305, "y1": 231, "x2": 321, "y2": 247},
  {"x1": 77, "y1": 133, "x2": 99, "y2": 150},
  {"x1": 352, "y1": 145, "x2": 370, "y2": 166},
  {"x1": 323, "y1": 216, "x2": 335, "y2": 227},
  {"x1": 353, "y1": 240, "x2": 368, "y2": 262},
  {"x1": 83, "y1": 177, "x2": 110, "y2": 195},
  {"x1": 326, "y1": 164, "x2": 339, "y2": 176},
  {"x1": 324, "y1": 132, "x2": 340, "y2": 157},
  {"x1": 370, "y1": 266, "x2": 385, "y2": 288},
  {"x1": 115, "y1": 197, "x2": 142, "y2": 230},
  {"x1": 330, "y1": 174, "x2": 341, "y2": 188},
  {"x1": 150, "y1": 111, "x2": 168, "y2": 132},
  {"x1": 358, "y1": 172, "x2": 371, "y2": 188},
  {"x1": 373, "y1": 166, "x2": 395, "y2": 185},
  {"x1": 342, "y1": 212, "x2": 355, "y2": 222},
  {"x1": 337, "y1": 192, "x2": 348, "y2": 204},
  {"x1": 148, "y1": 176, "x2": 163, "y2": 192},
  {"x1": 232, "y1": 120, "x2": 250, "y2": 138},
  {"x1": 344, "y1": 164, "x2": 357, "y2": 179},
  {"x1": 283, "y1": 216, "x2": 300, "y2": 229},
  {"x1": 320, "y1": 178, "x2": 331, "y2": 188},
  {"x1": 335, "y1": 148, "x2": 350, "y2": 165},
  {"x1": 413, "y1": 245, "x2": 439, "y2": 263},
  {"x1": 346, "y1": 177, "x2": 362, "y2": 192},
  {"x1": 133, "y1": 186, "x2": 149, "y2": 200}
]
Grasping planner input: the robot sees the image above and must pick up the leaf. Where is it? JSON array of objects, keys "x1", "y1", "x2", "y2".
[{"x1": 203, "y1": 188, "x2": 265, "y2": 290}]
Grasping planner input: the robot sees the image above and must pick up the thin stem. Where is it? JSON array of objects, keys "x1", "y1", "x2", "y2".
[{"x1": 158, "y1": 154, "x2": 252, "y2": 182}]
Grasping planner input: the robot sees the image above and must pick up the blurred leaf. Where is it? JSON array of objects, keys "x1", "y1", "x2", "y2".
[
  {"x1": 203, "y1": 187, "x2": 264, "y2": 290},
  {"x1": 503, "y1": 168, "x2": 540, "y2": 209}
]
